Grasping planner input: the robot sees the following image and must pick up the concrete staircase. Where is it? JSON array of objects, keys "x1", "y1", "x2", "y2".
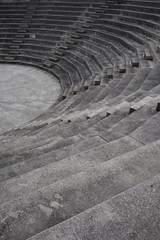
[{"x1": 0, "y1": 0, "x2": 160, "y2": 239}]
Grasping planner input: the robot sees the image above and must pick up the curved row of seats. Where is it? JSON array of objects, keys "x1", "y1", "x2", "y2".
[{"x1": 0, "y1": 0, "x2": 160, "y2": 240}]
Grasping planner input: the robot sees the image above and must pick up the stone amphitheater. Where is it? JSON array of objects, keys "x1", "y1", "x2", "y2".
[{"x1": 0, "y1": 0, "x2": 160, "y2": 239}]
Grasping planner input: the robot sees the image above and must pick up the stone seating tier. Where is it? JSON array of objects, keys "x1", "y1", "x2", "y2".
[{"x1": 0, "y1": 0, "x2": 160, "y2": 239}]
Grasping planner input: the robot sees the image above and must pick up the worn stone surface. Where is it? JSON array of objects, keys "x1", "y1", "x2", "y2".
[
  {"x1": 0, "y1": 136, "x2": 141, "y2": 205},
  {"x1": 26, "y1": 174, "x2": 160, "y2": 240},
  {"x1": 0, "y1": 136, "x2": 105, "y2": 182},
  {"x1": 1, "y1": 1, "x2": 160, "y2": 240},
  {"x1": 0, "y1": 64, "x2": 60, "y2": 134},
  {"x1": 1, "y1": 139, "x2": 160, "y2": 239},
  {"x1": 130, "y1": 112, "x2": 160, "y2": 144},
  {"x1": 101, "y1": 105, "x2": 157, "y2": 142}
]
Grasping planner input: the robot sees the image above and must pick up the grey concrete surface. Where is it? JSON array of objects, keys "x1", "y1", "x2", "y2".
[
  {"x1": 1, "y1": 1, "x2": 160, "y2": 239},
  {"x1": 26, "y1": 174, "x2": 160, "y2": 240},
  {"x1": 130, "y1": 111, "x2": 160, "y2": 144},
  {"x1": 1, "y1": 139, "x2": 160, "y2": 240},
  {"x1": 0, "y1": 136, "x2": 106, "y2": 182},
  {"x1": 101, "y1": 105, "x2": 156, "y2": 142},
  {"x1": 0, "y1": 136, "x2": 141, "y2": 205},
  {"x1": 0, "y1": 64, "x2": 61, "y2": 134}
]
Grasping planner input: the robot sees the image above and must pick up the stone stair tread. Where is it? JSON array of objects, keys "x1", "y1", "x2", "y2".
[
  {"x1": 1, "y1": 138, "x2": 160, "y2": 240},
  {"x1": 130, "y1": 111, "x2": 160, "y2": 145},
  {"x1": 26, "y1": 173, "x2": 160, "y2": 240},
  {"x1": 101, "y1": 104, "x2": 157, "y2": 142},
  {"x1": 79, "y1": 111, "x2": 128, "y2": 138},
  {"x1": 0, "y1": 136, "x2": 106, "y2": 182},
  {"x1": 0, "y1": 136, "x2": 141, "y2": 205}
]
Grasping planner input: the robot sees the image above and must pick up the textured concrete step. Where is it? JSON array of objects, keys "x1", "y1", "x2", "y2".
[
  {"x1": 127, "y1": 83, "x2": 160, "y2": 105},
  {"x1": 129, "y1": 96, "x2": 153, "y2": 113},
  {"x1": 101, "y1": 104, "x2": 156, "y2": 142},
  {"x1": 0, "y1": 135, "x2": 63, "y2": 153},
  {"x1": 2, "y1": 138, "x2": 160, "y2": 240},
  {"x1": 124, "y1": 88, "x2": 145, "y2": 101},
  {"x1": 0, "y1": 136, "x2": 106, "y2": 182},
  {"x1": 87, "y1": 101, "x2": 130, "y2": 118},
  {"x1": 79, "y1": 111, "x2": 128, "y2": 139},
  {"x1": 55, "y1": 112, "x2": 106, "y2": 139},
  {"x1": 122, "y1": 68, "x2": 151, "y2": 96},
  {"x1": 81, "y1": 99, "x2": 155, "y2": 139},
  {"x1": 15, "y1": 118, "x2": 65, "y2": 138},
  {"x1": 75, "y1": 86, "x2": 106, "y2": 110},
  {"x1": 141, "y1": 64, "x2": 160, "y2": 91},
  {"x1": 0, "y1": 135, "x2": 81, "y2": 169},
  {"x1": 130, "y1": 111, "x2": 160, "y2": 145},
  {"x1": 0, "y1": 136, "x2": 141, "y2": 205},
  {"x1": 62, "y1": 86, "x2": 102, "y2": 114},
  {"x1": 27, "y1": 108, "x2": 105, "y2": 139},
  {"x1": 27, "y1": 174, "x2": 160, "y2": 240},
  {"x1": 91, "y1": 85, "x2": 111, "y2": 103},
  {"x1": 70, "y1": 73, "x2": 135, "y2": 117},
  {"x1": 106, "y1": 72, "x2": 135, "y2": 99},
  {"x1": 104, "y1": 70, "x2": 152, "y2": 107},
  {"x1": 79, "y1": 103, "x2": 130, "y2": 139}
]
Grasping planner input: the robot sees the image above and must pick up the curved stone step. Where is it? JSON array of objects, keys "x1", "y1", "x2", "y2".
[
  {"x1": 27, "y1": 173, "x2": 160, "y2": 240},
  {"x1": 100, "y1": 104, "x2": 156, "y2": 142},
  {"x1": 0, "y1": 136, "x2": 141, "y2": 205},
  {"x1": 2, "y1": 138, "x2": 160, "y2": 240},
  {"x1": 130, "y1": 111, "x2": 160, "y2": 145},
  {"x1": 0, "y1": 136, "x2": 106, "y2": 182}
]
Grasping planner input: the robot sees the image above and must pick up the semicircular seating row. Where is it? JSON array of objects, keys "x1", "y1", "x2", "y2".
[{"x1": 0, "y1": 0, "x2": 160, "y2": 240}]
